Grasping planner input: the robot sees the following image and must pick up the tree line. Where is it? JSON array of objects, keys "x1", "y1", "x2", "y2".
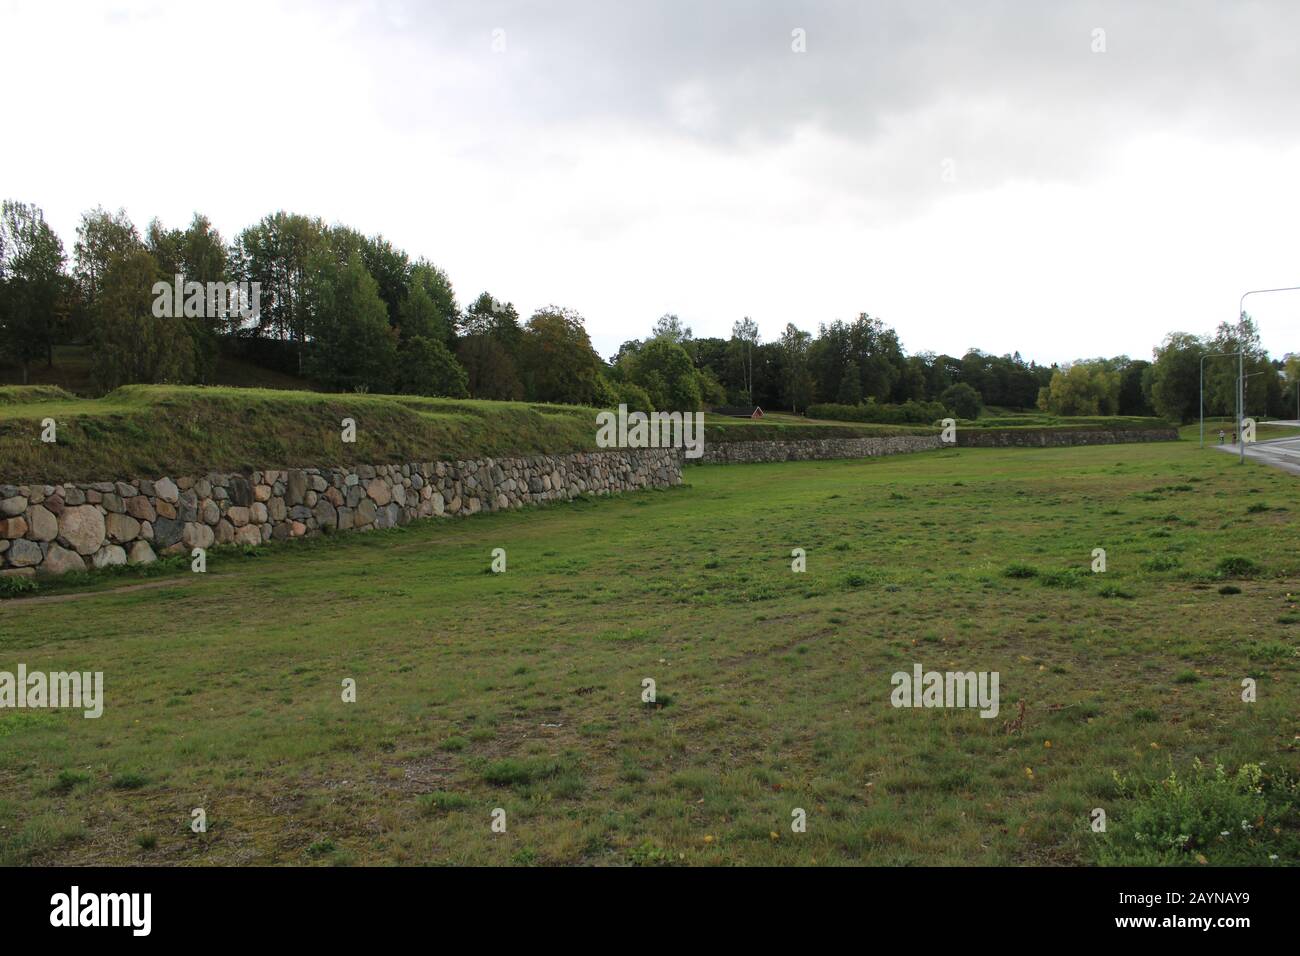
[{"x1": 2, "y1": 198, "x2": 1295, "y2": 421}]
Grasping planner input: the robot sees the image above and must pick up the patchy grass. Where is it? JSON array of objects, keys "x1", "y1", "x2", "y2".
[{"x1": 0, "y1": 439, "x2": 1296, "y2": 865}]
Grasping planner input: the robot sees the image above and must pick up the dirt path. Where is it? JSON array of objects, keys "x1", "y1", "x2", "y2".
[{"x1": 0, "y1": 577, "x2": 194, "y2": 609}]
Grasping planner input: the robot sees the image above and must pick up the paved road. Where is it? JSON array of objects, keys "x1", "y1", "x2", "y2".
[{"x1": 1213, "y1": 421, "x2": 1300, "y2": 475}]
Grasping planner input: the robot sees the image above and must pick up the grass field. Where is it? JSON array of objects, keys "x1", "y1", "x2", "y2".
[{"x1": 1, "y1": 439, "x2": 1297, "y2": 866}]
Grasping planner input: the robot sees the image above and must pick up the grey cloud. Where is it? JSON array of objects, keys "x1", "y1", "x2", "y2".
[
  {"x1": 307, "y1": 0, "x2": 1300, "y2": 219},
  {"x1": 364, "y1": 1, "x2": 1300, "y2": 154}
]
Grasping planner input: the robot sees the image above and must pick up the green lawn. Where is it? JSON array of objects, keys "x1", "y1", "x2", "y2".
[{"x1": 0, "y1": 440, "x2": 1296, "y2": 866}]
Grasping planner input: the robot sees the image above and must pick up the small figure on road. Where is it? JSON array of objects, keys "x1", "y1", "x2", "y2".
[{"x1": 1218, "y1": 428, "x2": 1226, "y2": 445}]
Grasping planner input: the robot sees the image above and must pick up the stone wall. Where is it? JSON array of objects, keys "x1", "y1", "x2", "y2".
[
  {"x1": 692, "y1": 426, "x2": 1179, "y2": 464},
  {"x1": 956, "y1": 428, "x2": 1180, "y2": 447},
  {"x1": 699, "y1": 435, "x2": 944, "y2": 463},
  {"x1": 0, "y1": 449, "x2": 682, "y2": 577}
]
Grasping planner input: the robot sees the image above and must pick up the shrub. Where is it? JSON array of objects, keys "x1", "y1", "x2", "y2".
[
  {"x1": 1216, "y1": 556, "x2": 1261, "y2": 579},
  {"x1": 394, "y1": 335, "x2": 469, "y2": 397},
  {"x1": 50, "y1": 769, "x2": 90, "y2": 794},
  {"x1": 1141, "y1": 554, "x2": 1182, "y2": 572},
  {"x1": 110, "y1": 772, "x2": 147, "y2": 790},
  {"x1": 481, "y1": 758, "x2": 560, "y2": 786},
  {"x1": 614, "y1": 381, "x2": 654, "y2": 414},
  {"x1": 939, "y1": 383, "x2": 982, "y2": 420},
  {"x1": 1096, "y1": 761, "x2": 1295, "y2": 865},
  {"x1": 417, "y1": 791, "x2": 472, "y2": 815},
  {"x1": 0, "y1": 575, "x2": 38, "y2": 599},
  {"x1": 807, "y1": 399, "x2": 948, "y2": 425},
  {"x1": 1038, "y1": 568, "x2": 1088, "y2": 588}
]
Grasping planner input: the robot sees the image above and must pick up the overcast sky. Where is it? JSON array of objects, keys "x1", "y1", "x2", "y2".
[{"x1": 5, "y1": 0, "x2": 1300, "y2": 363}]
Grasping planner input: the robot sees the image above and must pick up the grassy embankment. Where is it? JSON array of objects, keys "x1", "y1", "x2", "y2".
[{"x1": 0, "y1": 385, "x2": 935, "y2": 485}]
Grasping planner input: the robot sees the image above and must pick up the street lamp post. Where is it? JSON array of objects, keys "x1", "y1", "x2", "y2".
[{"x1": 1236, "y1": 286, "x2": 1300, "y2": 462}]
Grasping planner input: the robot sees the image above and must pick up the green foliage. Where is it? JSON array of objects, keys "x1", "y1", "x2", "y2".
[
  {"x1": 628, "y1": 338, "x2": 701, "y2": 411},
  {"x1": 1, "y1": 200, "x2": 69, "y2": 379},
  {"x1": 110, "y1": 771, "x2": 147, "y2": 790},
  {"x1": 613, "y1": 380, "x2": 654, "y2": 414},
  {"x1": 90, "y1": 249, "x2": 198, "y2": 390},
  {"x1": 627, "y1": 840, "x2": 680, "y2": 866},
  {"x1": 1096, "y1": 761, "x2": 1294, "y2": 865},
  {"x1": 695, "y1": 365, "x2": 727, "y2": 406},
  {"x1": 1215, "y1": 556, "x2": 1261, "y2": 579},
  {"x1": 807, "y1": 399, "x2": 948, "y2": 424},
  {"x1": 457, "y1": 334, "x2": 523, "y2": 400},
  {"x1": 481, "y1": 757, "x2": 563, "y2": 787},
  {"x1": 1037, "y1": 360, "x2": 1121, "y2": 415},
  {"x1": 835, "y1": 360, "x2": 863, "y2": 404},
  {"x1": 1141, "y1": 554, "x2": 1182, "y2": 572},
  {"x1": 1119, "y1": 359, "x2": 1155, "y2": 416},
  {"x1": 0, "y1": 575, "x2": 38, "y2": 598},
  {"x1": 145, "y1": 214, "x2": 229, "y2": 380},
  {"x1": 650, "y1": 312, "x2": 691, "y2": 344},
  {"x1": 939, "y1": 382, "x2": 982, "y2": 419},
  {"x1": 807, "y1": 314, "x2": 902, "y2": 406},
  {"x1": 518, "y1": 307, "x2": 604, "y2": 405},
  {"x1": 72, "y1": 205, "x2": 141, "y2": 311},
  {"x1": 304, "y1": 253, "x2": 396, "y2": 393},
  {"x1": 1149, "y1": 332, "x2": 1206, "y2": 424},
  {"x1": 395, "y1": 336, "x2": 468, "y2": 397},
  {"x1": 1003, "y1": 562, "x2": 1039, "y2": 579},
  {"x1": 418, "y1": 791, "x2": 472, "y2": 815},
  {"x1": 778, "y1": 323, "x2": 814, "y2": 413},
  {"x1": 408, "y1": 259, "x2": 458, "y2": 339},
  {"x1": 229, "y1": 212, "x2": 327, "y2": 365},
  {"x1": 398, "y1": 282, "x2": 452, "y2": 347},
  {"x1": 1036, "y1": 567, "x2": 1088, "y2": 588}
]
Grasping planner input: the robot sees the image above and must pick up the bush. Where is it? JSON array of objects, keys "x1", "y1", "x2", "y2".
[
  {"x1": 807, "y1": 399, "x2": 948, "y2": 425},
  {"x1": 629, "y1": 338, "x2": 701, "y2": 411},
  {"x1": 1003, "y1": 562, "x2": 1038, "y2": 579},
  {"x1": 614, "y1": 381, "x2": 654, "y2": 414},
  {"x1": 0, "y1": 575, "x2": 39, "y2": 598},
  {"x1": 1096, "y1": 761, "x2": 1296, "y2": 865},
  {"x1": 1216, "y1": 556, "x2": 1261, "y2": 579},
  {"x1": 394, "y1": 335, "x2": 468, "y2": 397},
  {"x1": 939, "y1": 383, "x2": 982, "y2": 420},
  {"x1": 1037, "y1": 567, "x2": 1088, "y2": 588},
  {"x1": 481, "y1": 757, "x2": 562, "y2": 786},
  {"x1": 1141, "y1": 554, "x2": 1182, "y2": 572}
]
